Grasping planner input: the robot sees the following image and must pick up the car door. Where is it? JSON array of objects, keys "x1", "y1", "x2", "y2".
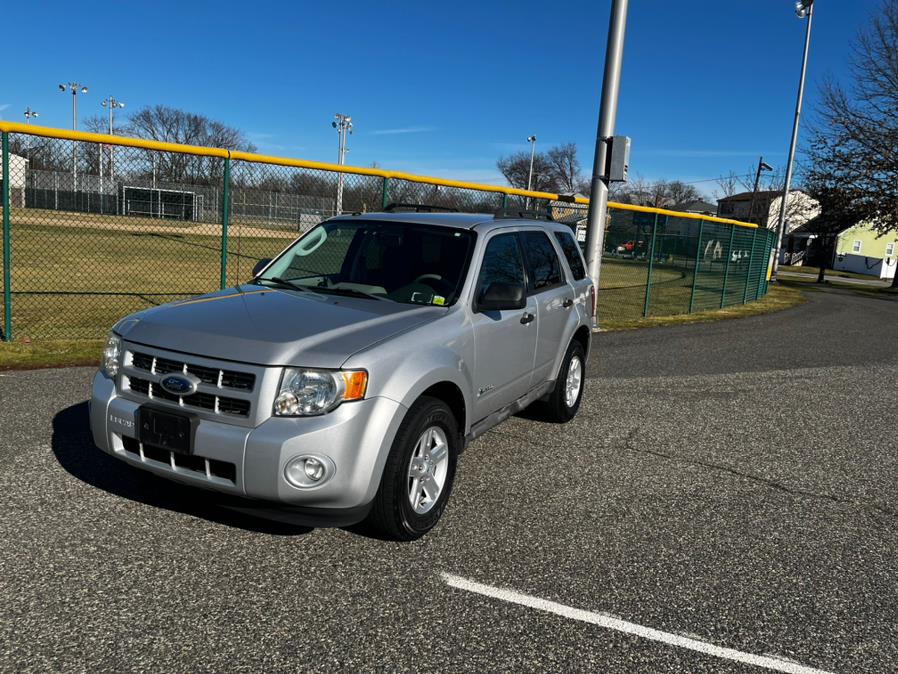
[
  {"x1": 470, "y1": 231, "x2": 538, "y2": 421},
  {"x1": 519, "y1": 229, "x2": 576, "y2": 385}
]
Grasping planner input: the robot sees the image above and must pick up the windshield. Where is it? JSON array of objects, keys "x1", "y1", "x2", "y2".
[{"x1": 256, "y1": 219, "x2": 476, "y2": 306}]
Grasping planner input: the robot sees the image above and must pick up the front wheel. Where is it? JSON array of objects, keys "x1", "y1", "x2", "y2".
[
  {"x1": 541, "y1": 340, "x2": 586, "y2": 422},
  {"x1": 366, "y1": 396, "x2": 459, "y2": 540}
]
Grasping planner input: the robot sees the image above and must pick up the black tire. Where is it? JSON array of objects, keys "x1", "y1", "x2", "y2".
[
  {"x1": 366, "y1": 396, "x2": 459, "y2": 541},
  {"x1": 541, "y1": 339, "x2": 586, "y2": 422}
]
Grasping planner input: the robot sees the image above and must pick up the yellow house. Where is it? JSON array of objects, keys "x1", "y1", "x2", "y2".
[{"x1": 833, "y1": 221, "x2": 898, "y2": 279}]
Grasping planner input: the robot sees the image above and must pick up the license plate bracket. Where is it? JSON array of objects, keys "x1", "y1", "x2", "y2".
[{"x1": 136, "y1": 406, "x2": 198, "y2": 455}]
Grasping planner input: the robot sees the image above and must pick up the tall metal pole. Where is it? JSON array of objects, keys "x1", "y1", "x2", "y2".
[
  {"x1": 102, "y1": 96, "x2": 124, "y2": 183},
  {"x1": 771, "y1": 1, "x2": 814, "y2": 282},
  {"x1": 23, "y1": 108, "x2": 39, "y2": 165},
  {"x1": 60, "y1": 83, "x2": 87, "y2": 193},
  {"x1": 526, "y1": 135, "x2": 537, "y2": 210},
  {"x1": 72, "y1": 89, "x2": 78, "y2": 192},
  {"x1": 333, "y1": 114, "x2": 352, "y2": 216},
  {"x1": 583, "y1": 0, "x2": 629, "y2": 327}
]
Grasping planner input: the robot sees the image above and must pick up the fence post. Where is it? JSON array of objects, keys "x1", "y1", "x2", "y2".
[
  {"x1": 2, "y1": 132, "x2": 10, "y2": 341},
  {"x1": 381, "y1": 177, "x2": 390, "y2": 209},
  {"x1": 757, "y1": 232, "x2": 770, "y2": 298},
  {"x1": 220, "y1": 157, "x2": 230, "y2": 289},
  {"x1": 642, "y1": 213, "x2": 659, "y2": 317},
  {"x1": 688, "y1": 219, "x2": 705, "y2": 313},
  {"x1": 719, "y1": 224, "x2": 737, "y2": 309},
  {"x1": 502, "y1": 193, "x2": 509, "y2": 211},
  {"x1": 742, "y1": 228, "x2": 758, "y2": 305}
]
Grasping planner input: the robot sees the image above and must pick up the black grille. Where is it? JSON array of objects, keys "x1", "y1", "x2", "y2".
[
  {"x1": 127, "y1": 376, "x2": 251, "y2": 417},
  {"x1": 130, "y1": 351, "x2": 256, "y2": 392},
  {"x1": 121, "y1": 436, "x2": 237, "y2": 483}
]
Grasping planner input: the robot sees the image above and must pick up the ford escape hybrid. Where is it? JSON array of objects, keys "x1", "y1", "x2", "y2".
[{"x1": 91, "y1": 210, "x2": 594, "y2": 539}]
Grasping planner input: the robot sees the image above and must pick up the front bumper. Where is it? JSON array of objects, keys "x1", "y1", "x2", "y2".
[{"x1": 90, "y1": 372, "x2": 406, "y2": 524}]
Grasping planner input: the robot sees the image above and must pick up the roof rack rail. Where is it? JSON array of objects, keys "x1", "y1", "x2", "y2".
[
  {"x1": 383, "y1": 202, "x2": 459, "y2": 213},
  {"x1": 493, "y1": 208, "x2": 555, "y2": 222}
]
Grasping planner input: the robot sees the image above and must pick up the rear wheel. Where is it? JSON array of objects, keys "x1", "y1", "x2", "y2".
[
  {"x1": 366, "y1": 396, "x2": 459, "y2": 540},
  {"x1": 541, "y1": 340, "x2": 586, "y2": 422}
]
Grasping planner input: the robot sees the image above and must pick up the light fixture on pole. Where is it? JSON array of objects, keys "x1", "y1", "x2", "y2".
[
  {"x1": 771, "y1": 0, "x2": 814, "y2": 282},
  {"x1": 526, "y1": 135, "x2": 537, "y2": 210},
  {"x1": 101, "y1": 96, "x2": 125, "y2": 184},
  {"x1": 332, "y1": 113, "x2": 352, "y2": 215},
  {"x1": 59, "y1": 82, "x2": 88, "y2": 192},
  {"x1": 747, "y1": 157, "x2": 774, "y2": 224}
]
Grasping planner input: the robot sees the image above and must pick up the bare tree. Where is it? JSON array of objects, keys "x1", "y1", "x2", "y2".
[
  {"x1": 498, "y1": 143, "x2": 587, "y2": 195},
  {"x1": 805, "y1": 0, "x2": 898, "y2": 284},
  {"x1": 546, "y1": 143, "x2": 582, "y2": 194},
  {"x1": 666, "y1": 180, "x2": 701, "y2": 206},
  {"x1": 496, "y1": 151, "x2": 555, "y2": 193},
  {"x1": 122, "y1": 105, "x2": 257, "y2": 185},
  {"x1": 715, "y1": 171, "x2": 741, "y2": 199}
]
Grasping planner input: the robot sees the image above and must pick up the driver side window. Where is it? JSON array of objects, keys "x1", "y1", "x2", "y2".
[{"x1": 476, "y1": 233, "x2": 526, "y2": 302}]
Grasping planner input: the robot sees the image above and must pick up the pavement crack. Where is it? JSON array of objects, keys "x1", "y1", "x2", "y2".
[{"x1": 621, "y1": 427, "x2": 898, "y2": 521}]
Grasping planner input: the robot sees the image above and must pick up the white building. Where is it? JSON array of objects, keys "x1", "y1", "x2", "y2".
[{"x1": 0, "y1": 152, "x2": 28, "y2": 207}]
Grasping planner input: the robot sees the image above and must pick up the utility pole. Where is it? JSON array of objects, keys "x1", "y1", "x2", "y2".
[
  {"x1": 332, "y1": 113, "x2": 352, "y2": 215},
  {"x1": 59, "y1": 82, "x2": 88, "y2": 192},
  {"x1": 747, "y1": 156, "x2": 774, "y2": 224},
  {"x1": 771, "y1": 0, "x2": 814, "y2": 282},
  {"x1": 583, "y1": 0, "x2": 629, "y2": 327},
  {"x1": 23, "y1": 108, "x2": 39, "y2": 165},
  {"x1": 526, "y1": 135, "x2": 537, "y2": 210},
  {"x1": 101, "y1": 96, "x2": 125, "y2": 183}
]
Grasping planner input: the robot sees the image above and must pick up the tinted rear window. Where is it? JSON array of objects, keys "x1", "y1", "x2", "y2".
[
  {"x1": 554, "y1": 231, "x2": 586, "y2": 280},
  {"x1": 520, "y1": 231, "x2": 563, "y2": 291}
]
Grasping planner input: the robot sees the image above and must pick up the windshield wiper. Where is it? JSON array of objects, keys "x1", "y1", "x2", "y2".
[
  {"x1": 314, "y1": 286, "x2": 389, "y2": 301},
  {"x1": 254, "y1": 276, "x2": 309, "y2": 292}
]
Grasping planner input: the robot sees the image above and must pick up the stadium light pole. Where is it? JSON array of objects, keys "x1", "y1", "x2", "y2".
[
  {"x1": 59, "y1": 82, "x2": 88, "y2": 192},
  {"x1": 771, "y1": 0, "x2": 814, "y2": 282},
  {"x1": 23, "y1": 108, "x2": 39, "y2": 163},
  {"x1": 332, "y1": 113, "x2": 352, "y2": 215},
  {"x1": 526, "y1": 135, "x2": 537, "y2": 209},
  {"x1": 101, "y1": 96, "x2": 125, "y2": 183},
  {"x1": 583, "y1": 0, "x2": 629, "y2": 328}
]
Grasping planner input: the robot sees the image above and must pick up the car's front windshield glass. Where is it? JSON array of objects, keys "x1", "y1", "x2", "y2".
[{"x1": 256, "y1": 220, "x2": 476, "y2": 306}]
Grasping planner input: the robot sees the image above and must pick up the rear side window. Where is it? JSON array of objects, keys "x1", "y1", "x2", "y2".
[
  {"x1": 554, "y1": 231, "x2": 587, "y2": 280},
  {"x1": 520, "y1": 231, "x2": 562, "y2": 292},
  {"x1": 476, "y1": 233, "x2": 526, "y2": 299}
]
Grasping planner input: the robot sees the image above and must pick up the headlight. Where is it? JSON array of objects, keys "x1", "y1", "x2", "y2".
[
  {"x1": 101, "y1": 332, "x2": 122, "y2": 378},
  {"x1": 274, "y1": 368, "x2": 367, "y2": 416}
]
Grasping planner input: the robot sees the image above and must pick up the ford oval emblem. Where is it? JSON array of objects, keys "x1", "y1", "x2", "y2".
[{"x1": 159, "y1": 373, "x2": 199, "y2": 396}]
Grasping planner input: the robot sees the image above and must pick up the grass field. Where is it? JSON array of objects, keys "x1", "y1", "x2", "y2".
[{"x1": 1, "y1": 214, "x2": 779, "y2": 368}]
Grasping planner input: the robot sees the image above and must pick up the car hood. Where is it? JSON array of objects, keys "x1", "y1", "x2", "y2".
[{"x1": 118, "y1": 285, "x2": 445, "y2": 368}]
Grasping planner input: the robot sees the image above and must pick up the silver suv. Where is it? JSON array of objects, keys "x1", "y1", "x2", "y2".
[{"x1": 90, "y1": 210, "x2": 595, "y2": 539}]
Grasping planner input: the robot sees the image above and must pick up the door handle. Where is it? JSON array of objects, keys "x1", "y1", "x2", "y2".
[
  {"x1": 562, "y1": 298, "x2": 574, "y2": 308},
  {"x1": 520, "y1": 312, "x2": 535, "y2": 325}
]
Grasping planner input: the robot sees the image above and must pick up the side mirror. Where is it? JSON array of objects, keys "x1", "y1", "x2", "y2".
[
  {"x1": 476, "y1": 281, "x2": 526, "y2": 312},
  {"x1": 252, "y1": 258, "x2": 272, "y2": 277}
]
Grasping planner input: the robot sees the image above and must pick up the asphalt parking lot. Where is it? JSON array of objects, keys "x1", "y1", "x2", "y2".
[{"x1": 1, "y1": 287, "x2": 896, "y2": 673}]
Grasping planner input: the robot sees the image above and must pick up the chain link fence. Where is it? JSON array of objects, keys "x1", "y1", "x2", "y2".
[{"x1": 0, "y1": 126, "x2": 774, "y2": 341}]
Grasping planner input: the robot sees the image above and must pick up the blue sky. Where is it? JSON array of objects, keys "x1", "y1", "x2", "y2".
[{"x1": 0, "y1": 0, "x2": 877, "y2": 197}]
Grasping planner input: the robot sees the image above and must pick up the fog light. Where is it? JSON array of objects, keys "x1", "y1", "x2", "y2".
[
  {"x1": 303, "y1": 457, "x2": 325, "y2": 481},
  {"x1": 284, "y1": 455, "x2": 334, "y2": 489}
]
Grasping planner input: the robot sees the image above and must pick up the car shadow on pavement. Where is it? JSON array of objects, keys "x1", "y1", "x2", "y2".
[{"x1": 52, "y1": 402, "x2": 313, "y2": 536}]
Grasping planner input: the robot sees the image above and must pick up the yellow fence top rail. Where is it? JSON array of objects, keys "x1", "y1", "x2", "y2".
[{"x1": 0, "y1": 121, "x2": 757, "y2": 229}]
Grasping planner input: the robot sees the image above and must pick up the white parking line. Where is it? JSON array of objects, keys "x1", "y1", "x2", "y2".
[{"x1": 441, "y1": 573, "x2": 833, "y2": 674}]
